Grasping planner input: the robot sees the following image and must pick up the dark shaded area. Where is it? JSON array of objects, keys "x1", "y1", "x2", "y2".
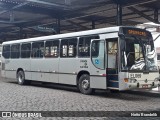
[
  {"x1": 0, "y1": 0, "x2": 160, "y2": 42},
  {"x1": 5, "y1": 79, "x2": 160, "y2": 101}
]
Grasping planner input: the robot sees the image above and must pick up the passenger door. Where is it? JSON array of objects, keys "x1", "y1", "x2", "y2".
[
  {"x1": 90, "y1": 39, "x2": 106, "y2": 89},
  {"x1": 106, "y1": 39, "x2": 119, "y2": 89}
]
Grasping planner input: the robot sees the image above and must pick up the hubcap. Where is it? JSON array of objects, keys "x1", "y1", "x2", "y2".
[
  {"x1": 82, "y1": 79, "x2": 89, "y2": 90},
  {"x1": 18, "y1": 74, "x2": 23, "y2": 83}
]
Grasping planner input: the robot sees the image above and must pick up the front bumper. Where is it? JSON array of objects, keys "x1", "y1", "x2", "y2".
[{"x1": 126, "y1": 80, "x2": 159, "y2": 89}]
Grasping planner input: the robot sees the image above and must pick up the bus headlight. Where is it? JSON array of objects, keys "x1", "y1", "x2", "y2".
[{"x1": 154, "y1": 78, "x2": 159, "y2": 82}]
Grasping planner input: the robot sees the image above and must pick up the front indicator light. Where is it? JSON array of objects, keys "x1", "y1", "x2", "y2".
[{"x1": 124, "y1": 78, "x2": 128, "y2": 83}]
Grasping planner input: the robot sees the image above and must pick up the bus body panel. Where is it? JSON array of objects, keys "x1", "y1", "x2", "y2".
[
  {"x1": 59, "y1": 58, "x2": 78, "y2": 85},
  {"x1": 99, "y1": 33, "x2": 118, "y2": 39},
  {"x1": 2, "y1": 27, "x2": 120, "y2": 45},
  {"x1": 119, "y1": 72, "x2": 127, "y2": 90},
  {"x1": 90, "y1": 76, "x2": 106, "y2": 89},
  {"x1": 5, "y1": 59, "x2": 31, "y2": 79},
  {"x1": 30, "y1": 58, "x2": 59, "y2": 83},
  {"x1": 79, "y1": 57, "x2": 107, "y2": 89},
  {"x1": 20, "y1": 59, "x2": 31, "y2": 80},
  {"x1": 119, "y1": 72, "x2": 159, "y2": 90}
]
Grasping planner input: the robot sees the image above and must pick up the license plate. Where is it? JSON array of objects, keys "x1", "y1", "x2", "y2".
[{"x1": 142, "y1": 85, "x2": 148, "y2": 88}]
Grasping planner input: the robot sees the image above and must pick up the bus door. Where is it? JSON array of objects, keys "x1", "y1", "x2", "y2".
[
  {"x1": 90, "y1": 39, "x2": 106, "y2": 89},
  {"x1": 106, "y1": 38, "x2": 119, "y2": 89}
]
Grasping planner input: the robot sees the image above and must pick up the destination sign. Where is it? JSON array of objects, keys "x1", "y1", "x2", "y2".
[
  {"x1": 121, "y1": 27, "x2": 151, "y2": 38},
  {"x1": 127, "y1": 30, "x2": 146, "y2": 37}
]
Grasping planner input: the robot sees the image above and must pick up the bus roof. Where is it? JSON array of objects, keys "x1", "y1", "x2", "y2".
[{"x1": 2, "y1": 26, "x2": 120, "y2": 45}]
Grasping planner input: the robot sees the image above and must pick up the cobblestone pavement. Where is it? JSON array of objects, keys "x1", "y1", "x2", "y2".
[{"x1": 0, "y1": 74, "x2": 160, "y2": 120}]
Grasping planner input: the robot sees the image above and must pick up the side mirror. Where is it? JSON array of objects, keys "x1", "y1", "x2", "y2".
[
  {"x1": 118, "y1": 33, "x2": 125, "y2": 39},
  {"x1": 119, "y1": 33, "x2": 126, "y2": 51}
]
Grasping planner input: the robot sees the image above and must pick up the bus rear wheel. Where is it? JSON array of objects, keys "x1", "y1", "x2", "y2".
[
  {"x1": 17, "y1": 70, "x2": 27, "y2": 85},
  {"x1": 78, "y1": 74, "x2": 94, "y2": 95}
]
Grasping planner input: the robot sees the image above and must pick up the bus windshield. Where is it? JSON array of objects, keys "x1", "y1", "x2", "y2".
[{"x1": 121, "y1": 36, "x2": 158, "y2": 72}]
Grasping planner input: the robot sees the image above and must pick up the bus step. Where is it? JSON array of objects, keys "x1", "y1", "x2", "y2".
[
  {"x1": 109, "y1": 80, "x2": 118, "y2": 82},
  {"x1": 108, "y1": 74, "x2": 118, "y2": 75},
  {"x1": 108, "y1": 75, "x2": 118, "y2": 81},
  {"x1": 107, "y1": 87, "x2": 119, "y2": 90},
  {"x1": 107, "y1": 80, "x2": 119, "y2": 88},
  {"x1": 107, "y1": 69, "x2": 117, "y2": 74}
]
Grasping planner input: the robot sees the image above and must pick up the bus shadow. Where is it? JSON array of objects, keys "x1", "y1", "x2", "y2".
[
  {"x1": 7, "y1": 80, "x2": 160, "y2": 101},
  {"x1": 93, "y1": 91, "x2": 147, "y2": 101},
  {"x1": 8, "y1": 80, "x2": 80, "y2": 93},
  {"x1": 95, "y1": 90, "x2": 160, "y2": 101},
  {"x1": 122, "y1": 90, "x2": 160, "y2": 98},
  {"x1": 33, "y1": 81, "x2": 80, "y2": 93}
]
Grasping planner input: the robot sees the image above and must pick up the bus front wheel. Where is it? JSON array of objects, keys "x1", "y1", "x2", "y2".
[
  {"x1": 78, "y1": 74, "x2": 94, "y2": 95},
  {"x1": 17, "y1": 70, "x2": 27, "y2": 85}
]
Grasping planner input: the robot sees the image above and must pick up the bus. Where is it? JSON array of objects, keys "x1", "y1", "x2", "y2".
[
  {"x1": 156, "y1": 48, "x2": 160, "y2": 69},
  {"x1": 1, "y1": 26, "x2": 160, "y2": 94},
  {"x1": 152, "y1": 31, "x2": 160, "y2": 69},
  {"x1": 0, "y1": 44, "x2": 2, "y2": 69}
]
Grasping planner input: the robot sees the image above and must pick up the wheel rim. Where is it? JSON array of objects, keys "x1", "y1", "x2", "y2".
[
  {"x1": 82, "y1": 79, "x2": 89, "y2": 90},
  {"x1": 18, "y1": 73, "x2": 23, "y2": 83}
]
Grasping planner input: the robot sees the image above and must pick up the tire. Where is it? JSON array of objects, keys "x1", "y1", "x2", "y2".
[
  {"x1": 17, "y1": 70, "x2": 27, "y2": 85},
  {"x1": 78, "y1": 74, "x2": 94, "y2": 95}
]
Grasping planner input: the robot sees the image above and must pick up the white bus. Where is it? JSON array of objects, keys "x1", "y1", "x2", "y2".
[
  {"x1": 1, "y1": 26, "x2": 160, "y2": 94},
  {"x1": 0, "y1": 44, "x2": 2, "y2": 69},
  {"x1": 156, "y1": 48, "x2": 160, "y2": 69},
  {"x1": 153, "y1": 33, "x2": 160, "y2": 69}
]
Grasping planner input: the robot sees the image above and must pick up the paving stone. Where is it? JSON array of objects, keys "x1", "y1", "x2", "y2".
[{"x1": 0, "y1": 73, "x2": 160, "y2": 120}]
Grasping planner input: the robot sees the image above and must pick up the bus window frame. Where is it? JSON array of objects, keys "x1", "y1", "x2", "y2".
[
  {"x1": 21, "y1": 42, "x2": 31, "y2": 58},
  {"x1": 44, "y1": 39, "x2": 59, "y2": 58},
  {"x1": 60, "y1": 38, "x2": 78, "y2": 58},
  {"x1": 10, "y1": 44, "x2": 20, "y2": 59},
  {"x1": 2, "y1": 44, "x2": 11, "y2": 59},
  {"x1": 78, "y1": 35, "x2": 99, "y2": 58},
  {"x1": 90, "y1": 39, "x2": 106, "y2": 70},
  {"x1": 31, "y1": 41, "x2": 45, "y2": 58}
]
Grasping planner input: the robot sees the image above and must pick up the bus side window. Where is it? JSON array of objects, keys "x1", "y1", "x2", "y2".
[
  {"x1": 78, "y1": 35, "x2": 99, "y2": 57},
  {"x1": 45, "y1": 40, "x2": 59, "y2": 58},
  {"x1": 68, "y1": 39, "x2": 77, "y2": 57},
  {"x1": 91, "y1": 42, "x2": 99, "y2": 57},
  {"x1": 11, "y1": 44, "x2": 20, "y2": 59},
  {"x1": 32, "y1": 42, "x2": 44, "y2": 58},
  {"x1": 2, "y1": 45, "x2": 10, "y2": 59},
  {"x1": 62, "y1": 45, "x2": 67, "y2": 57},
  {"x1": 60, "y1": 38, "x2": 77, "y2": 57},
  {"x1": 21, "y1": 43, "x2": 31, "y2": 58}
]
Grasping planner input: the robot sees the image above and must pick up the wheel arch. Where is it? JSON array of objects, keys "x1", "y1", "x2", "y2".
[
  {"x1": 76, "y1": 70, "x2": 90, "y2": 85},
  {"x1": 16, "y1": 68, "x2": 24, "y2": 77}
]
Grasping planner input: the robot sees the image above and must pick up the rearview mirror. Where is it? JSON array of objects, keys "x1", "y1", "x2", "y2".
[
  {"x1": 118, "y1": 33, "x2": 125, "y2": 39},
  {"x1": 119, "y1": 33, "x2": 126, "y2": 51}
]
